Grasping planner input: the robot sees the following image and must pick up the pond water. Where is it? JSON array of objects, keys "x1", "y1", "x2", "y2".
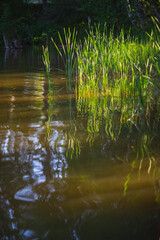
[{"x1": 0, "y1": 47, "x2": 160, "y2": 240}]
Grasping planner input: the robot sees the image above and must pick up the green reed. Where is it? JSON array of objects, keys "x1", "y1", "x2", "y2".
[
  {"x1": 52, "y1": 28, "x2": 77, "y2": 92},
  {"x1": 76, "y1": 26, "x2": 158, "y2": 99},
  {"x1": 75, "y1": 21, "x2": 160, "y2": 193},
  {"x1": 76, "y1": 21, "x2": 160, "y2": 134},
  {"x1": 43, "y1": 22, "x2": 160, "y2": 194},
  {"x1": 42, "y1": 22, "x2": 160, "y2": 163},
  {"x1": 42, "y1": 45, "x2": 51, "y2": 90}
]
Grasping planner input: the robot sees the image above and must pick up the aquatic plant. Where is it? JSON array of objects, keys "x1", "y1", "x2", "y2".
[
  {"x1": 42, "y1": 21, "x2": 160, "y2": 163},
  {"x1": 76, "y1": 21, "x2": 160, "y2": 128},
  {"x1": 42, "y1": 45, "x2": 51, "y2": 90},
  {"x1": 76, "y1": 25, "x2": 159, "y2": 99},
  {"x1": 52, "y1": 28, "x2": 77, "y2": 92},
  {"x1": 74, "y1": 21, "x2": 160, "y2": 189}
]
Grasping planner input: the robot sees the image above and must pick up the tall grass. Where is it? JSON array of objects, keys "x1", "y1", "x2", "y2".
[
  {"x1": 75, "y1": 20, "x2": 160, "y2": 185},
  {"x1": 42, "y1": 21, "x2": 160, "y2": 163},
  {"x1": 76, "y1": 24, "x2": 158, "y2": 99},
  {"x1": 75, "y1": 21, "x2": 160, "y2": 132},
  {"x1": 42, "y1": 45, "x2": 51, "y2": 90},
  {"x1": 41, "y1": 22, "x2": 160, "y2": 194},
  {"x1": 52, "y1": 27, "x2": 77, "y2": 92}
]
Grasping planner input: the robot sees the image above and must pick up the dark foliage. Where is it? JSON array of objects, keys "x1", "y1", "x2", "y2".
[{"x1": 0, "y1": 0, "x2": 160, "y2": 48}]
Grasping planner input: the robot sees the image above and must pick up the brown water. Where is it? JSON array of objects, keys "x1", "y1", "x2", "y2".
[{"x1": 0, "y1": 47, "x2": 160, "y2": 240}]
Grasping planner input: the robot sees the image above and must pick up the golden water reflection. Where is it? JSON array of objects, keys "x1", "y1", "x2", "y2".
[{"x1": 0, "y1": 53, "x2": 160, "y2": 239}]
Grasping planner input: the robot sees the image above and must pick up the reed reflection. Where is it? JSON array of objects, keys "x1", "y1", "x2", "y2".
[
  {"x1": 76, "y1": 75, "x2": 160, "y2": 193},
  {"x1": 0, "y1": 71, "x2": 70, "y2": 238}
]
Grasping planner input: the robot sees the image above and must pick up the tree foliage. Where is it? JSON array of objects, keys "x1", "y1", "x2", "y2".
[{"x1": 0, "y1": 0, "x2": 160, "y2": 47}]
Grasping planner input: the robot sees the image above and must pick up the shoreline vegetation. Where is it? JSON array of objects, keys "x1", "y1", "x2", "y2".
[
  {"x1": 44, "y1": 18, "x2": 160, "y2": 103},
  {"x1": 42, "y1": 18, "x2": 160, "y2": 186}
]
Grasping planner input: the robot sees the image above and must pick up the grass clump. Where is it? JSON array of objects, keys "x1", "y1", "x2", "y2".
[
  {"x1": 42, "y1": 45, "x2": 51, "y2": 90},
  {"x1": 75, "y1": 20, "x2": 160, "y2": 127},
  {"x1": 75, "y1": 19, "x2": 160, "y2": 176},
  {"x1": 52, "y1": 27, "x2": 77, "y2": 92},
  {"x1": 76, "y1": 24, "x2": 159, "y2": 98},
  {"x1": 42, "y1": 20, "x2": 160, "y2": 157}
]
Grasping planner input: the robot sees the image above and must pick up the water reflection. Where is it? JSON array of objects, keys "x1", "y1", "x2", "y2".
[
  {"x1": 76, "y1": 76, "x2": 160, "y2": 171},
  {"x1": 0, "y1": 66, "x2": 71, "y2": 238},
  {"x1": 0, "y1": 47, "x2": 160, "y2": 239}
]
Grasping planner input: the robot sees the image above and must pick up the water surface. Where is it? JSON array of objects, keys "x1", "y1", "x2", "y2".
[{"x1": 0, "y1": 47, "x2": 160, "y2": 240}]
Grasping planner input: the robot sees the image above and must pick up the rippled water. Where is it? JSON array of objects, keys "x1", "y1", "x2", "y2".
[{"x1": 0, "y1": 47, "x2": 160, "y2": 240}]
